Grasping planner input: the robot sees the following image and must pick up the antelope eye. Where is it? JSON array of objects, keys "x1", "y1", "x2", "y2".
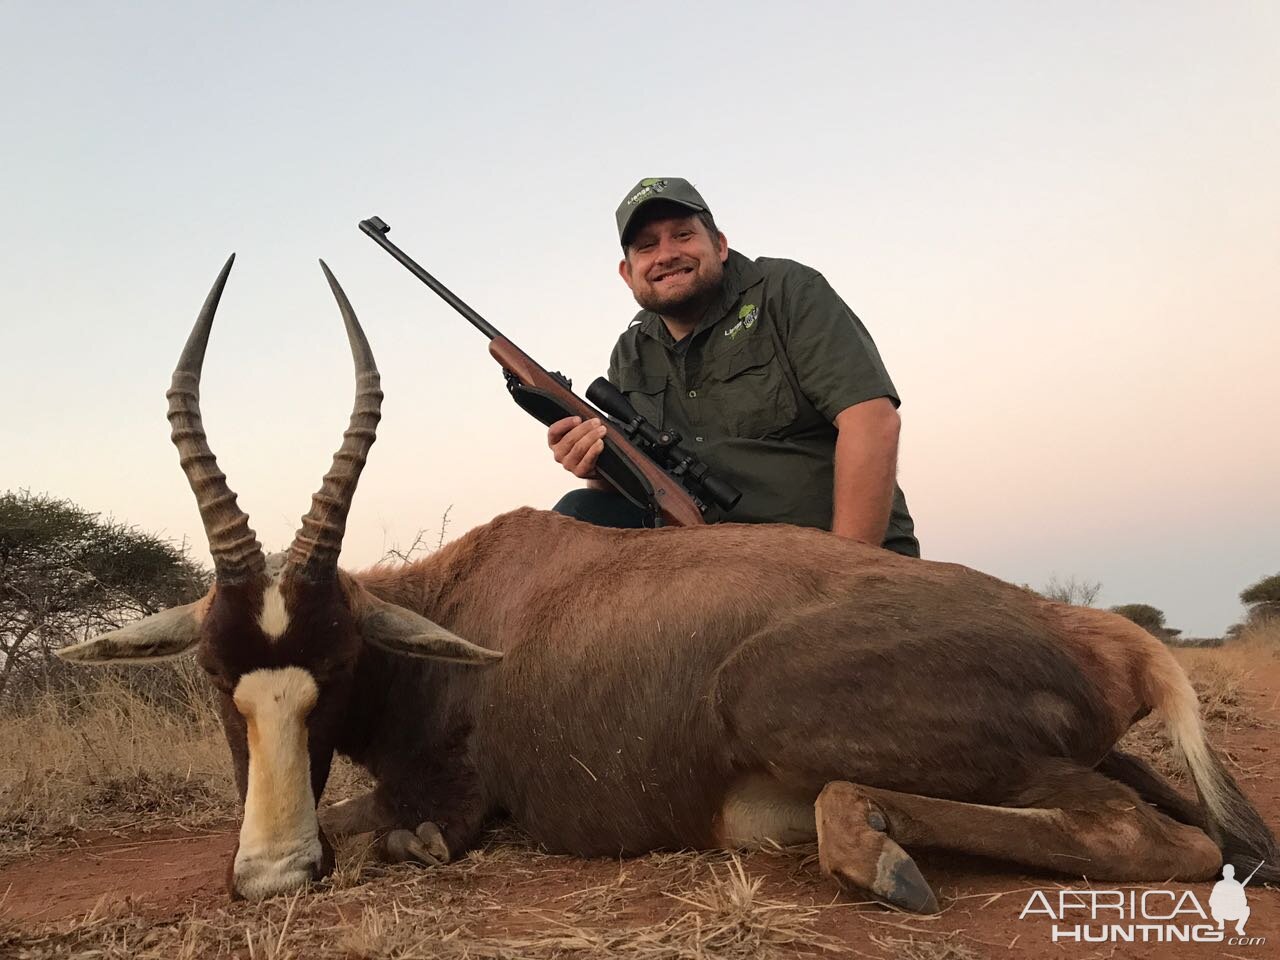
[
  {"x1": 309, "y1": 662, "x2": 352, "y2": 690},
  {"x1": 199, "y1": 665, "x2": 234, "y2": 694}
]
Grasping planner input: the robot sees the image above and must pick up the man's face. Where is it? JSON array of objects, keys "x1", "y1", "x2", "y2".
[{"x1": 619, "y1": 211, "x2": 728, "y2": 317}]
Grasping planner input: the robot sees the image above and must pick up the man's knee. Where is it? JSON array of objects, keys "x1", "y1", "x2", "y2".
[{"x1": 551, "y1": 488, "x2": 649, "y2": 529}]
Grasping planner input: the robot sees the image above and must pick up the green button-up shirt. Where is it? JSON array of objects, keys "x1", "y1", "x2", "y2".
[{"x1": 608, "y1": 250, "x2": 918, "y2": 556}]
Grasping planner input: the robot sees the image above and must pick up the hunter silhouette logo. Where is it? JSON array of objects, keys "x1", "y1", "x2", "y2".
[
  {"x1": 724, "y1": 304, "x2": 759, "y2": 340},
  {"x1": 626, "y1": 178, "x2": 669, "y2": 206},
  {"x1": 1210, "y1": 862, "x2": 1262, "y2": 935},
  {"x1": 1019, "y1": 862, "x2": 1267, "y2": 946}
]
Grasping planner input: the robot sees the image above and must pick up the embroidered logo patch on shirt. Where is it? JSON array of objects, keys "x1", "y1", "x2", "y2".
[{"x1": 724, "y1": 304, "x2": 759, "y2": 340}]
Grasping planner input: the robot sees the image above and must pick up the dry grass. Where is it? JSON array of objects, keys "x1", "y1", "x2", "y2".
[
  {"x1": 0, "y1": 661, "x2": 369, "y2": 867},
  {"x1": 1, "y1": 845, "x2": 858, "y2": 959},
  {"x1": 1234, "y1": 615, "x2": 1280, "y2": 652},
  {"x1": 866, "y1": 932, "x2": 985, "y2": 960},
  {"x1": 0, "y1": 663, "x2": 231, "y2": 863},
  {"x1": 338, "y1": 855, "x2": 844, "y2": 959}
]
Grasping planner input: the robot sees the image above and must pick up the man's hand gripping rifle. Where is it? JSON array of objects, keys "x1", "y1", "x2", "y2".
[{"x1": 359, "y1": 216, "x2": 740, "y2": 528}]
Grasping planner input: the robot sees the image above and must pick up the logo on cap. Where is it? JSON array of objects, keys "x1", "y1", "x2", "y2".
[{"x1": 626, "y1": 178, "x2": 669, "y2": 206}]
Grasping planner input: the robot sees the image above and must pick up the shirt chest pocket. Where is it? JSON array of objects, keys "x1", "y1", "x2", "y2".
[
  {"x1": 612, "y1": 370, "x2": 667, "y2": 429},
  {"x1": 707, "y1": 335, "x2": 798, "y2": 439}
]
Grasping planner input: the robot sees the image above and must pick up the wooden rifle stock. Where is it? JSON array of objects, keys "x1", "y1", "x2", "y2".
[{"x1": 488, "y1": 337, "x2": 705, "y2": 527}]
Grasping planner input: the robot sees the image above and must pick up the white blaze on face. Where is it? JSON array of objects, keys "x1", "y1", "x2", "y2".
[
  {"x1": 232, "y1": 667, "x2": 323, "y2": 900},
  {"x1": 257, "y1": 574, "x2": 290, "y2": 641}
]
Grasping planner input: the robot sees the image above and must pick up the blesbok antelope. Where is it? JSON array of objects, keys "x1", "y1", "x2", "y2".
[{"x1": 60, "y1": 258, "x2": 1277, "y2": 909}]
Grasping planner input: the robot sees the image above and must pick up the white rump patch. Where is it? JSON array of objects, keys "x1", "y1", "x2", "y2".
[
  {"x1": 232, "y1": 667, "x2": 322, "y2": 900},
  {"x1": 716, "y1": 775, "x2": 817, "y2": 847}
]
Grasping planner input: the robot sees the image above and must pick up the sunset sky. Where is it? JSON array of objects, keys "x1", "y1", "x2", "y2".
[{"x1": 2, "y1": 2, "x2": 1276, "y2": 635}]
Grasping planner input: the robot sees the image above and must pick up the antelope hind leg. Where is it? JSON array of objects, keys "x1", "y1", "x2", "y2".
[
  {"x1": 844, "y1": 765, "x2": 1221, "y2": 881},
  {"x1": 816, "y1": 763, "x2": 1223, "y2": 914}
]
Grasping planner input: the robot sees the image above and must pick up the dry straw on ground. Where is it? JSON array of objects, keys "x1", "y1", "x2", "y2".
[
  {"x1": 0, "y1": 662, "x2": 231, "y2": 866},
  {"x1": 2, "y1": 846, "x2": 871, "y2": 959},
  {"x1": 0, "y1": 660, "x2": 371, "y2": 868}
]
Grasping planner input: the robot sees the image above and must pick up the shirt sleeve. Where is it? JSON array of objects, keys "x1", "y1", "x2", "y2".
[{"x1": 779, "y1": 271, "x2": 899, "y2": 421}]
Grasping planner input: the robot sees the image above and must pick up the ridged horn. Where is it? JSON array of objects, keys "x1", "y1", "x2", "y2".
[
  {"x1": 166, "y1": 254, "x2": 265, "y2": 584},
  {"x1": 287, "y1": 261, "x2": 383, "y2": 579}
]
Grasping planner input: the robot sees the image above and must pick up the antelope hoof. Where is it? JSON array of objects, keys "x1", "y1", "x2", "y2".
[
  {"x1": 382, "y1": 821, "x2": 450, "y2": 866},
  {"x1": 869, "y1": 840, "x2": 938, "y2": 914},
  {"x1": 830, "y1": 831, "x2": 939, "y2": 914},
  {"x1": 816, "y1": 783, "x2": 940, "y2": 914}
]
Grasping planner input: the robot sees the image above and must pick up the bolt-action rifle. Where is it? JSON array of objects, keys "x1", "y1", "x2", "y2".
[{"x1": 359, "y1": 216, "x2": 741, "y2": 528}]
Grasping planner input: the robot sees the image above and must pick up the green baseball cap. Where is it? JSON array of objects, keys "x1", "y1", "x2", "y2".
[{"x1": 615, "y1": 177, "x2": 710, "y2": 245}]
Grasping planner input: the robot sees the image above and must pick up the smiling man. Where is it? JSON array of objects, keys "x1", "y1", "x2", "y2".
[{"x1": 548, "y1": 177, "x2": 919, "y2": 557}]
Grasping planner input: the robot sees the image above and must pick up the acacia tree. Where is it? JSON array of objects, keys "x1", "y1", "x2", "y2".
[
  {"x1": 0, "y1": 490, "x2": 209, "y2": 701},
  {"x1": 1240, "y1": 573, "x2": 1280, "y2": 625},
  {"x1": 1108, "y1": 603, "x2": 1181, "y2": 639}
]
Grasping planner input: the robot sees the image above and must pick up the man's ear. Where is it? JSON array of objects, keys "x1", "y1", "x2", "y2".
[
  {"x1": 619, "y1": 255, "x2": 633, "y2": 286},
  {"x1": 716, "y1": 232, "x2": 728, "y2": 262}
]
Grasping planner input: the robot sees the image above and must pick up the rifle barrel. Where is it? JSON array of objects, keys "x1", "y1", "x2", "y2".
[{"x1": 358, "y1": 217, "x2": 503, "y2": 340}]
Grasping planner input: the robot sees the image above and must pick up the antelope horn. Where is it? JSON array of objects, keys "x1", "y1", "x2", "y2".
[
  {"x1": 287, "y1": 261, "x2": 383, "y2": 579},
  {"x1": 166, "y1": 254, "x2": 265, "y2": 583}
]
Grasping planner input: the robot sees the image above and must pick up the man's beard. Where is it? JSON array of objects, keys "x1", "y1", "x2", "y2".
[{"x1": 633, "y1": 264, "x2": 724, "y2": 319}]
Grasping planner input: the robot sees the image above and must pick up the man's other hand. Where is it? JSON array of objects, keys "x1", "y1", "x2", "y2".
[{"x1": 548, "y1": 416, "x2": 608, "y2": 479}]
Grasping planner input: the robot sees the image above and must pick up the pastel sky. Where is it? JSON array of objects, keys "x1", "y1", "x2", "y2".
[{"x1": 2, "y1": 2, "x2": 1276, "y2": 635}]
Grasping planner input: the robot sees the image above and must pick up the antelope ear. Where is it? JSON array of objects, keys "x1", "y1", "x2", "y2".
[
  {"x1": 56, "y1": 601, "x2": 205, "y2": 664},
  {"x1": 358, "y1": 595, "x2": 503, "y2": 665}
]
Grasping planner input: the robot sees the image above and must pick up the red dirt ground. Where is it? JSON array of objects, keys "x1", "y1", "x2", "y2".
[
  {"x1": 3, "y1": 655, "x2": 1278, "y2": 959},
  {"x1": 0, "y1": 829, "x2": 235, "y2": 924}
]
